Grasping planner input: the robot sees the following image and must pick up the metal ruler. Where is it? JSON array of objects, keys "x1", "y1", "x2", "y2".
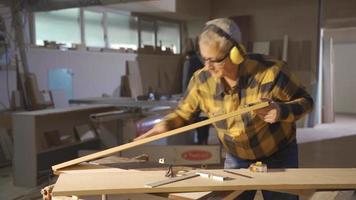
[
  {"x1": 145, "y1": 171, "x2": 231, "y2": 188},
  {"x1": 145, "y1": 173, "x2": 199, "y2": 188}
]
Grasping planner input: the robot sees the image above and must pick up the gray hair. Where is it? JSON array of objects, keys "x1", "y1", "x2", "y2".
[{"x1": 199, "y1": 18, "x2": 242, "y2": 56}]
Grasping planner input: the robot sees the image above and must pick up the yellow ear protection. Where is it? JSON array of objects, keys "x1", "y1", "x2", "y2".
[{"x1": 203, "y1": 24, "x2": 246, "y2": 65}]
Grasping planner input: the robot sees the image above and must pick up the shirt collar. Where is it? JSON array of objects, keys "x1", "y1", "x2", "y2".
[{"x1": 214, "y1": 59, "x2": 248, "y2": 97}]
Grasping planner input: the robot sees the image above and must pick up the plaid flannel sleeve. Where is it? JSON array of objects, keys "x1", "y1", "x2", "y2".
[
  {"x1": 270, "y1": 66, "x2": 314, "y2": 122},
  {"x1": 159, "y1": 75, "x2": 201, "y2": 130}
]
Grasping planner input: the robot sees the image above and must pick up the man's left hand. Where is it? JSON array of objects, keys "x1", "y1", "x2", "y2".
[{"x1": 254, "y1": 99, "x2": 280, "y2": 124}]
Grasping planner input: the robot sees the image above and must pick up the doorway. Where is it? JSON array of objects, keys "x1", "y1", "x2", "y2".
[{"x1": 319, "y1": 26, "x2": 356, "y2": 123}]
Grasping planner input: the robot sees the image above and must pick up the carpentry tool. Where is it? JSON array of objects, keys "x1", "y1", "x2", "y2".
[
  {"x1": 159, "y1": 158, "x2": 175, "y2": 177},
  {"x1": 41, "y1": 184, "x2": 54, "y2": 200},
  {"x1": 52, "y1": 102, "x2": 269, "y2": 172},
  {"x1": 145, "y1": 171, "x2": 231, "y2": 188},
  {"x1": 249, "y1": 161, "x2": 267, "y2": 172},
  {"x1": 223, "y1": 169, "x2": 253, "y2": 179},
  {"x1": 196, "y1": 171, "x2": 230, "y2": 182},
  {"x1": 145, "y1": 172, "x2": 199, "y2": 188}
]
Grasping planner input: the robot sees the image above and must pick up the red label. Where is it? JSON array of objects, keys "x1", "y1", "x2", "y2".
[{"x1": 181, "y1": 150, "x2": 212, "y2": 161}]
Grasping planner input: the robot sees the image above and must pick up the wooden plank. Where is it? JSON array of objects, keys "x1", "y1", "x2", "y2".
[
  {"x1": 282, "y1": 35, "x2": 288, "y2": 61},
  {"x1": 268, "y1": 189, "x2": 315, "y2": 197},
  {"x1": 52, "y1": 102, "x2": 269, "y2": 171},
  {"x1": 0, "y1": 112, "x2": 12, "y2": 130},
  {"x1": 52, "y1": 168, "x2": 356, "y2": 196},
  {"x1": 126, "y1": 61, "x2": 143, "y2": 98},
  {"x1": 169, "y1": 192, "x2": 212, "y2": 200},
  {"x1": 223, "y1": 191, "x2": 244, "y2": 200}
]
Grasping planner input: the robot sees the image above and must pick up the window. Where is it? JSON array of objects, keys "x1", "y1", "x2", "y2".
[
  {"x1": 84, "y1": 10, "x2": 105, "y2": 47},
  {"x1": 33, "y1": 8, "x2": 182, "y2": 53},
  {"x1": 35, "y1": 8, "x2": 80, "y2": 47},
  {"x1": 139, "y1": 19, "x2": 155, "y2": 48},
  {"x1": 157, "y1": 21, "x2": 180, "y2": 54},
  {"x1": 107, "y1": 12, "x2": 138, "y2": 50}
]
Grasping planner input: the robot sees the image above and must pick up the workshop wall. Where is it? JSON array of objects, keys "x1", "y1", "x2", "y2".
[
  {"x1": 210, "y1": 0, "x2": 356, "y2": 77},
  {"x1": 333, "y1": 42, "x2": 356, "y2": 114},
  {"x1": 26, "y1": 48, "x2": 136, "y2": 101},
  {"x1": 323, "y1": 0, "x2": 356, "y2": 21},
  {"x1": 211, "y1": 0, "x2": 319, "y2": 81}
]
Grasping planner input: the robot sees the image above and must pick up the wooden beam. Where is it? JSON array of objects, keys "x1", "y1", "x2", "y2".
[
  {"x1": 169, "y1": 191, "x2": 212, "y2": 200},
  {"x1": 268, "y1": 189, "x2": 315, "y2": 197},
  {"x1": 52, "y1": 102, "x2": 269, "y2": 172},
  {"x1": 223, "y1": 191, "x2": 244, "y2": 200}
]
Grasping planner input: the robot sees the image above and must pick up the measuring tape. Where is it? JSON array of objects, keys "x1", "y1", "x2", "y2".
[{"x1": 249, "y1": 161, "x2": 267, "y2": 172}]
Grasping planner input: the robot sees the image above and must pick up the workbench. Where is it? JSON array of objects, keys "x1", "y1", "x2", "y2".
[
  {"x1": 49, "y1": 103, "x2": 356, "y2": 199},
  {"x1": 51, "y1": 168, "x2": 356, "y2": 199},
  {"x1": 12, "y1": 105, "x2": 116, "y2": 187}
]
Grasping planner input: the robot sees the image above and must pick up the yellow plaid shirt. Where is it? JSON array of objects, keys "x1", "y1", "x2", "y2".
[{"x1": 162, "y1": 54, "x2": 314, "y2": 160}]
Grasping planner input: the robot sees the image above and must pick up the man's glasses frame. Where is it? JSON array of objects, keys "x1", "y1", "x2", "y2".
[{"x1": 198, "y1": 46, "x2": 233, "y2": 65}]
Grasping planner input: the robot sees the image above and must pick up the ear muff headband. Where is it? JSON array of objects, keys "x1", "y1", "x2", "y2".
[{"x1": 203, "y1": 24, "x2": 245, "y2": 65}]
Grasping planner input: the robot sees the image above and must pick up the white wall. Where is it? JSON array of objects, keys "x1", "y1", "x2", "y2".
[
  {"x1": 333, "y1": 42, "x2": 356, "y2": 114},
  {"x1": 27, "y1": 48, "x2": 136, "y2": 100}
]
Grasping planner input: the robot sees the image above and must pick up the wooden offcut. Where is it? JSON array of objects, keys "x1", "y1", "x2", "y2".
[{"x1": 52, "y1": 102, "x2": 269, "y2": 172}]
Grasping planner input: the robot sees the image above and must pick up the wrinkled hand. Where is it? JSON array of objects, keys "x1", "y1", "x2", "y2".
[
  {"x1": 254, "y1": 99, "x2": 280, "y2": 124},
  {"x1": 134, "y1": 123, "x2": 168, "y2": 141}
]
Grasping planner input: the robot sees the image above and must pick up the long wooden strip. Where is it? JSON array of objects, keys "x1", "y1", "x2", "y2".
[{"x1": 52, "y1": 102, "x2": 269, "y2": 171}]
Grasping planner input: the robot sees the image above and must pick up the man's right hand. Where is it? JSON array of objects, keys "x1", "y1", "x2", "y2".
[{"x1": 134, "y1": 123, "x2": 168, "y2": 141}]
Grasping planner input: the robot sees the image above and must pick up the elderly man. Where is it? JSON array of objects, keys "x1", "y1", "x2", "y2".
[{"x1": 135, "y1": 18, "x2": 313, "y2": 200}]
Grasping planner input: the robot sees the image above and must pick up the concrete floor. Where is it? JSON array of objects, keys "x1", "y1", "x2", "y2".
[
  {"x1": 1, "y1": 114, "x2": 356, "y2": 200},
  {"x1": 298, "y1": 114, "x2": 356, "y2": 168}
]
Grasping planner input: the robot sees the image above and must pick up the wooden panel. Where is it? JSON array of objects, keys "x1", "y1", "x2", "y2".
[
  {"x1": 126, "y1": 61, "x2": 144, "y2": 98},
  {"x1": 52, "y1": 168, "x2": 356, "y2": 196},
  {"x1": 0, "y1": 112, "x2": 12, "y2": 130},
  {"x1": 52, "y1": 102, "x2": 269, "y2": 171},
  {"x1": 136, "y1": 54, "x2": 183, "y2": 94}
]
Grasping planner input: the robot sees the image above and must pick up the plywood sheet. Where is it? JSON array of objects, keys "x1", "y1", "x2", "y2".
[
  {"x1": 253, "y1": 41, "x2": 270, "y2": 55},
  {"x1": 136, "y1": 54, "x2": 183, "y2": 94},
  {"x1": 126, "y1": 61, "x2": 144, "y2": 98},
  {"x1": 52, "y1": 168, "x2": 356, "y2": 196}
]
